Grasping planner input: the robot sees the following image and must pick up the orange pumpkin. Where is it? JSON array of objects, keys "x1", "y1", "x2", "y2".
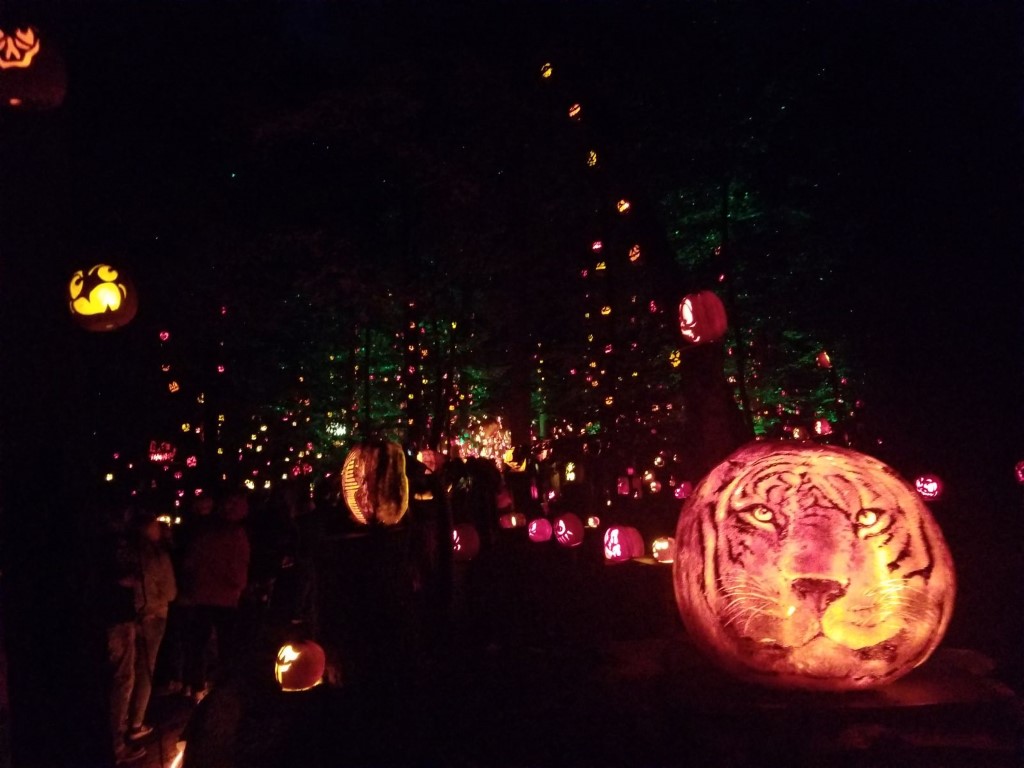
[
  {"x1": 678, "y1": 291, "x2": 727, "y2": 344},
  {"x1": 528, "y1": 518, "x2": 552, "y2": 542},
  {"x1": 68, "y1": 264, "x2": 138, "y2": 331},
  {"x1": 673, "y1": 441, "x2": 956, "y2": 690},
  {"x1": 340, "y1": 441, "x2": 408, "y2": 525},
  {"x1": 553, "y1": 513, "x2": 584, "y2": 548},
  {"x1": 274, "y1": 640, "x2": 326, "y2": 692}
]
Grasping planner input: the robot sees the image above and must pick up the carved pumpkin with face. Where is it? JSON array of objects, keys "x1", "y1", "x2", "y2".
[
  {"x1": 678, "y1": 291, "x2": 727, "y2": 344},
  {"x1": 452, "y1": 524, "x2": 481, "y2": 561},
  {"x1": 274, "y1": 640, "x2": 326, "y2": 692},
  {"x1": 603, "y1": 526, "x2": 644, "y2": 562},
  {"x1": 68, "y1": 264, "x2": 138, "y2": 331},
  {"x1": 340, "y1": 441, "x2": 409, "y2": 526},
  {"x1": 673, "y1": 441, "x2": 956, "y2": 690},
  {"x1": 553, "y1": 513, "x2": 584, "y2": 547},
  {"x1": 0, "y1": 25, "x2": 65, "y2": 110}
]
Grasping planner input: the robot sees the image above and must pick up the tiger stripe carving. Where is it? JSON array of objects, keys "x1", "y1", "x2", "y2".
[{"x1": 673, "y1": 441, "x2": 956, "y2": 690}]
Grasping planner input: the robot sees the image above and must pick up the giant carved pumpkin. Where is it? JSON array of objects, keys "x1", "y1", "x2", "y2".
[
  {"x1": 678, "y1": 291, "x2": 727, "y2": 344},
  {"x1": 673, "y1": 441, "x2": 956, "y2": 691},
  {"x1": 0, "y1": 25, "x2": 66, "y2": 110},
  {"x1": 274, "y1": 640, "x2": 326, "y2": 692},
  {"x1": 340, "y1": 441, "x2": 409, "y2": 526},
  {"x1": 68, "y1": 264, "x2": 138, "y2": 331}
]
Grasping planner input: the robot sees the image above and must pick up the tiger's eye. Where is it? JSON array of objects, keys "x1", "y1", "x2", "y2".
[
  {"x1": 856, "y1": 509, "x2": 878, "y2": 527},
  {"x1": 752, "y1": 507, "x2": 774, "y2": 523}
]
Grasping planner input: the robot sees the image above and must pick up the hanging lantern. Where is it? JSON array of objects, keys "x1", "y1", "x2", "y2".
[
  {"x1": 68, "y1": 264, "x2": 138, "y2": 332},
  {"x1": 673, "y1": 441, "x2": 956, "y2": 691},
  {"x1": 340, "y1": 441, "x2": 409, "y2": 526},
  {"x1": 452, "y1": 524, "x2": 481, "y2": 561},
  {"x1": 274, "y1": 640, "x2": 326, "y2": 692},
  {"x1": 553, "y1": 513, "x2": 584, "y2": 548},
  {"x1": 603, "y1": 526, "x2": 644, "y2": 563},
  {"x1": 0, "y1": 25, "x2": 66, "y2": 110},
  {"x1": 678, "y1": 291, "x2": 728, "y2": 344},
  {"x1": 914, "y1": 474, "x2": 944, "y2": 500},
  {"x1": 651, "y1": 536, "x2": 676, "y2": 563},
  {"x1": 528, "y1": 518, "x2": 552, "y2": 542},
  {"x1": 816, "y1": 350, "x2": 833, "y2": 369}
]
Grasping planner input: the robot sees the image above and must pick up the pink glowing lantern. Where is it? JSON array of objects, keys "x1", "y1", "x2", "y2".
[
  {"x1": 603, "y1": 526, "x2": 644, "y2": 563},
  {"x1": 554, "y1": 513, "x2": 584, "y2": 548},
  {"x1": 673, "y1": 481, "x2": 694, "y2": 500},
  {"x1": 915, "y1": 474, "x2": 944, "y2": 500},
  {"x1": 528, "y1": 518, "x2": 553, "y2": 542},
  {"x1": 651, "y1": 536, "x2": 676, "y2": 563},
  {"x1": 452, "y1": 524, "x2": 481, "y2": 561}
]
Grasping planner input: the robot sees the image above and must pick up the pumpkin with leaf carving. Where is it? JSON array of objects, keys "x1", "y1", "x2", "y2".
[{"x1": 673, "y1": 441, "x2": 955, "y2": 690}]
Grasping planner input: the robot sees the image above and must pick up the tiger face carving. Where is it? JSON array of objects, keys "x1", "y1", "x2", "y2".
[{"x1": 673, "y1": 441, "x2": 955, "y2": 690}]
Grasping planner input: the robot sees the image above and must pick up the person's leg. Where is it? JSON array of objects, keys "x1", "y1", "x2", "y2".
[
  {"x1": 106, "y1": 622, "x2": 135, "y2": 753},
  {"x1": 129, "y1": 616, "x2": 166, "y2": 730},
  {"x1": 184, "y1": 606, "x2": 213, "y2": 695}
]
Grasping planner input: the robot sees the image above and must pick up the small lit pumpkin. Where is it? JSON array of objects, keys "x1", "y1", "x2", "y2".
[
  {"x1": 340, "y1": 441, "x2": 409, "y2": 526},
  {"x1": 274, "y1": 640, "x2": 326, "y2": 692},
  {"x1": 914, "y1": 473, "x2": 943, "y2": 500},
  {"x1": 0, "y1": 25, "x2": 66, "y2": 110},
  {"x1": 553, "y1": 513, "x2": 584, "y2": 547},
  {"x1": 452, "y1": 523, "x2": 481, "y2": 561},
  {"x1": 68, "y1": 264, "x2": 138, "y2": 331},
  {"x1": 603, "y1": 526, "x2": 644, "y2": 562},
  {"x1": 673, "y1": 441, "x2": 956, "y2": 691},
  {"x1": 651, "y1": 536, "x2": 676, "y2": 563},
  {"x1": 528, "y1": 518, "x2": 552, "y2": 542},
  {"x1": 678, "y1": 291, "x2": 727, "y2": 344},
  {"x1": 498, "y1": 512, "x2": 526, "y2": 529}
]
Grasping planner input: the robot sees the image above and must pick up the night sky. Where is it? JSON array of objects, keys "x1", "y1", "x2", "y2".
[{"x1": 0, "y1": 0, "x2": 1021, "y2": 762}]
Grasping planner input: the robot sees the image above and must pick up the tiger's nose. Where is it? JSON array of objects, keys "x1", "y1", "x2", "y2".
[{"x1": 791, "y1": 577, "x2": 847, "y2": 615}]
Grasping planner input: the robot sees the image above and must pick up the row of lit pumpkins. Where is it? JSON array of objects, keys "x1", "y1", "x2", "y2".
[
  {"x1": 453, "y1": 516, "x2": 676, "y2": 564},
  {"x1": 293, "y1": 441, "x2": 958, "y2": 695}
]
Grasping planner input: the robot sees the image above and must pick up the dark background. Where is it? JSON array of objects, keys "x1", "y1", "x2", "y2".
[{"x1": 0, "y1": 1, "x2": 1021, "y2": 765}]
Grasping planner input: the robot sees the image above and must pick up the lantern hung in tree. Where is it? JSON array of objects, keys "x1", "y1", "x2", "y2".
[
  {"x1": 603, "y1": 526, "x2": 645, "y2": 563},
  {"x1": 915, "y1": 474, "x2": 944, "y2": 500},
  {"x1": 340, "y1": 441, "x2": 409, "y2": 526},
  {"x1": 678, "y1": 291, "x2": 728, "y2": 345},
  {"x1": 452, "y1": 524, "x2": 481, "y2": 562},
  {"x1": 673, "y1": 441, "x2": 956, "y2": 691},
  {"x1": 0, "y1": 25, "x2": 66, "y2": 110},
  {"x1": 274, "y1": 640, "x2": 326, "y2": 692},
  {"x1": 68, "y1": 264, "x2": 138, "y2": 331},
  {"x1": 553, "y1": 513, "x2": 584, "y2": 548}
]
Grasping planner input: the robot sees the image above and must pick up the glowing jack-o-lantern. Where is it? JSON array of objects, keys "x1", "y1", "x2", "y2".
[
  {"x1": 452, "y1": 524, "x2": 481, "y2": 561},
  {"x1": 340, "y1": 442, "x2": 409, "y2": 526},
  {"x1": 603, "y1": 526, "x2": 644, "y2": 563},
  {"x1": 528, "y1": 518, "x2": 552, "y2": 542},
  {"x1": 678, "y1": 291, "x2": 727, "y2": 344},
  {"x1": 673, "y1": 441, "x2": 956, "y2": 691},
  {"x1": 274, "y1": 640, "x2": 326, "y2": 692},
  {"x1": 651, "y1": 536, "x2": 676, "y2": 563},
  {"x1": 553, "y1": 513, "x2": 584, "y2": 547},
  {"x1": 0, "y1": 26, "x2": 66, "y2": 110},
  {"x1": 499, "y1": 512, "x2": 526, "y2": 529},
  {"x1": 914, "y1": 474, "x2": 943, "y2": 500},
  {"x1": 68, "y1": 264, "x2": 138, "y2": 331}
]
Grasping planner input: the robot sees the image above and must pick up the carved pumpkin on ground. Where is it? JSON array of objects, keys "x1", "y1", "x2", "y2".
[
  {"x1": 452, "y1": 524, "x2": 481, "y2": 561},
  {"x1": 68, "y1": 264, "x2": 138, "y2": 331},
  {"x1": 553, "y1": 513, "x2": 584, "y2": 547},
  {"x1": 275, "y1": 640, "x2": 326, "y2": 692},
  {"x1": 678, "y1": 290, "x2": 727, "y2": 344},
  {"x1": 340, "y1": 441, "x2": 409, "y2": 526},
  {"x1": 673, "y1": 441, "x2": 956, "y2": 691},
  {"x1": 528, "y1": 518, "x2": 552, "y2": 542},
  {"x1": 603, "y1": 526, "x2": 644, "y2": 562}
]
